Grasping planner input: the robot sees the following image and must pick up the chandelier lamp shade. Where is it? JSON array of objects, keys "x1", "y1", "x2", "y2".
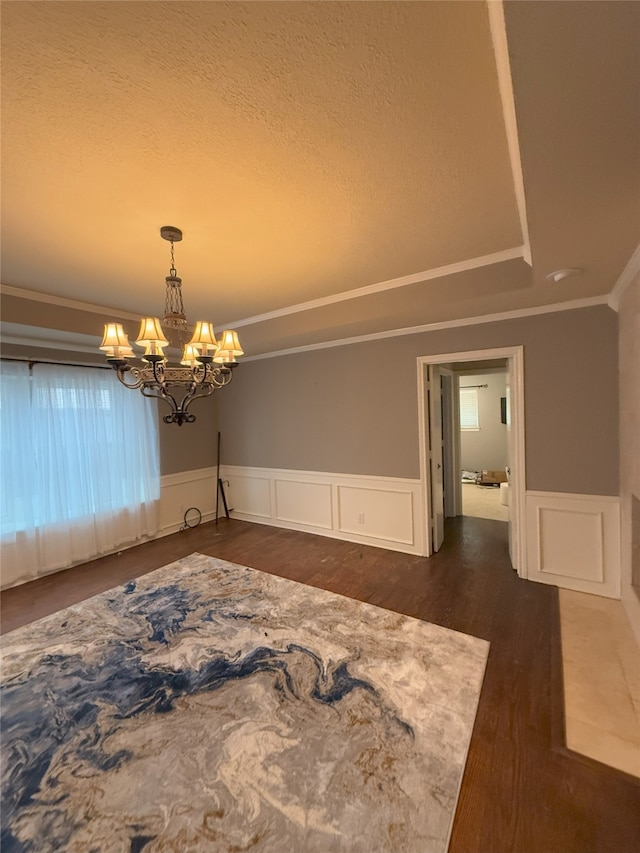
[{"x1": 99, "y1": 226, "x2": 243, "y2": 425}]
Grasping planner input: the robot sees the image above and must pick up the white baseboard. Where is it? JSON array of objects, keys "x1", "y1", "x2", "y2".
[
  {"x1": 525, "y1": 491, "x2": 621, "y2": 598},
  {"x1": 220, "y1": 465, "x2": 425, "y2": 556}
]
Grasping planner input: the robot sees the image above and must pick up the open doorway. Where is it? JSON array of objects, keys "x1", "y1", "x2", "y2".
[
  {"x1": 457, "y1": 363, "x2": 509, "y2": 522},
  {"x1": 417, "y1": 347, "x2": 526, "y2": 575}
]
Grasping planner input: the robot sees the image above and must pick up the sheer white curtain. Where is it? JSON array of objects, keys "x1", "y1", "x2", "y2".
[{"x1": 1, "y1": 361, "x2": 160, "y2": 586}]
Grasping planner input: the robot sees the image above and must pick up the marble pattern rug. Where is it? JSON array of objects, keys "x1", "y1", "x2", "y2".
[{"x1": 1, "y1": 553, "x2": 489, "y2": 853}]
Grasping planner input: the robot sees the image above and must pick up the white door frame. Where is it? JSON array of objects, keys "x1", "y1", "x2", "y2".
[
  {"x1": 416, "y1": 346, "x2": 527, "y2": 576},
  {"x1": 427, "y1": 364, "x2": 445, "y2": 551}
]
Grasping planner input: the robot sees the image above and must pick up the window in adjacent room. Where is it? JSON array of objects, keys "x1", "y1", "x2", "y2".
[{"x1": 459, "y1": 387, "x2": 480, "y2": 431}]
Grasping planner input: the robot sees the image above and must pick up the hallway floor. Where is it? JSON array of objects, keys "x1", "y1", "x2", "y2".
[{"x1": 462, "y1": 482, "x2": 508, "y2": 521}]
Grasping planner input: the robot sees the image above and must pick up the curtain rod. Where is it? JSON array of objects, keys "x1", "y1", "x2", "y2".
[
  {"x1": 0, "y1": 356, "x2": 110, "y2": 371},
  {"x1": 460, "y1": 384, "x2": 488, "y2": 389}
]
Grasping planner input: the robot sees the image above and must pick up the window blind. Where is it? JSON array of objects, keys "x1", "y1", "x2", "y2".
[{"x1": 459, "y1": 387, "x2": 480, "y2": 430}]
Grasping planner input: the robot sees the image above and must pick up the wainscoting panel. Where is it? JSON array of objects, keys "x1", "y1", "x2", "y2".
[
  {"x1": 525, "y1": 492, "x2": 620, "y2": 598},
  {"x1": 221, "y1": 465, "x2": 425, "y2": 555},
  {"x1": 159, "y1": 467, "x2": 218, "y2": 535},
  {"x1": 337, "y1": 485, "x2": 414, "y2": 545},
  {"x1": 224, "y1": 474, "x2": 272, "y2": 520},
  {"x1": 274, "y1": 479, "x2": 333, "y2": 529}
]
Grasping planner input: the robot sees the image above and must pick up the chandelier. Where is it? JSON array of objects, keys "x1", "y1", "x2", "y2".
[{"x1": 99, "y1": 226, "x2": 243, "y2": 425}]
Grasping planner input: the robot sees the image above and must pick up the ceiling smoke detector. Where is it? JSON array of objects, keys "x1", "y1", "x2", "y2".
[{"x1": 546, "y1": 268, "x2": 582, "y2": 283}]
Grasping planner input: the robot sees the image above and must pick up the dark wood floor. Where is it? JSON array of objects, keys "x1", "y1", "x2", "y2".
[{"x1": 2, "y1": 517, "x2": 639, "y2": 852}]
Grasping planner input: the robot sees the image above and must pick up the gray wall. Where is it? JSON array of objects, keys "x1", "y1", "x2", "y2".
[
  {"x1": 158, "y1": 396, "x2": 219, "y2": 475},
  {"x1": 459, "y1": 370, "x2": 508, "y2": 472},
  {"x1": 218, "y1": 305, "x2": 619, "y2": 496}
]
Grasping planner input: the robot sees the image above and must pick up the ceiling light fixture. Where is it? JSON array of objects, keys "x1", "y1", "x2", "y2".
[
  {"x1": 545, "y1": 268, "x2": 582, "y2": 283},
  {"x1": 99, "y1": 226, "x2": 243, "y2": 425}
]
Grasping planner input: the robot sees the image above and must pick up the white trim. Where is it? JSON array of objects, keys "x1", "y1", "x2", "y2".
[
  {"x1": 155, "y1": 510, "x2": 218, "y2": 539},
  {"x1": 336, "y1": 485, "x2": 416, "y2": 545},
  {"x1": 0, "y1": 283, "x2": 141, "y2": 320},
  {"x1": 221, "y1": 464, "x2": 420, "y2": 486},
  {"x1": 608, "y1": 243, "x2": 640, "y2": 311},
  {"x1": 220, "y1": 464, "x2": 425, "y2": 556},
  {"x1": 417, "y1": 362, "x2": 432, "y2": 556},
  {"x1": 507, "y1": 350, "x2": 526, "y2": 572},
  {"x1": 525, "y1": 491, "x2": 621, "y2": 598},
  {"x1": 525, "y1": 490, "x2": 619, "y2": 503},
  {"x1": 416, "y1": 347, "x2": 526, "y2": 568},
  {"x1": 160, "y1": 466, "x2": 217, "y2": 489},
  {"x1": 224, "y1": 247, "x2": 525, "y2": 329},
  {"x1": 0, "y1": 323, "x2": 102, "y2": 355},
  {"x1": 4, "y1": 247, "x2": 525, "y2": 334},
  {"x1": 274, "y1": 478, "x2": 334, "y2": 530},
  {"x1": 4, "y1": 285, "x2": 609, "y2": 364},
  {"x1": 0, "y1": 333, "x2": 100, "y2": 355},
  {"x1": 535, "y1": 504, "x2": 605, "y2": 583},
  {"x1": 158, "y1": 466, "x2": 217, "y2": 536},
  {"x1": 487, "y1": 1, "x2": 532, "y2": 266},
  {"x1": 242, "y1": 295, "x2": 609, "y2": 362}
]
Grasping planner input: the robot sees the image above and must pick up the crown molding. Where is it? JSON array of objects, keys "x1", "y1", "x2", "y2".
[
  {"x1": 0, "y1": 334, "x2": 100, "y2": 355},
  {"x1": 487, "y1": 1, "x2": 532, "y2": 267},
  {"x1": 2, "y1": 246, "x2": 524, "y2": 334},
  {"x1": 242, "y1": 294, "x2": 609, "y2": 362},
  {"x1": 225, "y1": 246, "x2": 526, "y2": 329},
  {"x1": 0, "y1": 284, "x2": 141, "y2": 321},
  {"x1": 2, "y1": 293, "x2": 610, "y2": 363},
  {"x1": 608, "y1": 243, "x2": 640, "y2": 312},
  {"x1": 0, "y1": 323, "x2": 101, "y2": 354}
]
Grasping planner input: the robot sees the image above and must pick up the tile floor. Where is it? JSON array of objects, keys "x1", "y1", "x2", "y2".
[{"x1": 560, "y1": 589, "x2": 640, "y2": 777}]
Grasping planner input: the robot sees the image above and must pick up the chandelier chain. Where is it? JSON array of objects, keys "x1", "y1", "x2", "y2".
[{"x1": 169, "y1": 239, "x2": 177, "y2": 277}]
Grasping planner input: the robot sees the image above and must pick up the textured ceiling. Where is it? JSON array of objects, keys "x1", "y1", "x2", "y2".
[{"x1": 1, "y1": 0, "x2": 639, "y2": 356}]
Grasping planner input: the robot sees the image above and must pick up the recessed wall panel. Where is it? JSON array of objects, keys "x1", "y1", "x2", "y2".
[
  {"x1": 227, "y1": 475, "x2": 271, "y2": 519},
  {"x1": 538, "y1": 507, "x2": 603, "y2": 581},
  {"x1": 525, "y1": 491, "x2": 620, "y2": 598},
  {"x1": 338, "y1": 485, "x2": 414, "y2": 544},
  {"x1": 274, "y1": 479, "x2": 333, "y2": 529}
]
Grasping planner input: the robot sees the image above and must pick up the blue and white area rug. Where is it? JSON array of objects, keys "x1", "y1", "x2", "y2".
[{"x1": 1, "y1": 553, "x2": 488, "y2": 853}]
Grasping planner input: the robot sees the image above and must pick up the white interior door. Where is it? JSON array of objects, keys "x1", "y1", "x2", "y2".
[
  {"x1": 506, "y1": 360, "x2": 518, "y2": 570},
  {"x1": 440, "y1": 370, "x2": 461, "y2": 518},
  {"x1": 427, "y1": 365, "x2": 445, "y2": 551}
]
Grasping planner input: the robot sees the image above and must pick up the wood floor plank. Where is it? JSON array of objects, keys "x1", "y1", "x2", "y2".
[{"x1": 1, "y1": 516, "x2": 639, "y2": 852}]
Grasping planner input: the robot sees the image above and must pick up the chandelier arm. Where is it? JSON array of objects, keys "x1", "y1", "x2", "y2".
[
  {"x1": 180, "y1": 383, "x2": 217, "y2": 414},
  {"x1": 192, "y1": 364, "x2": 208, "y2": 385},
  {"x1": 210, "y1": 367, "x2": 233, "y2": 388},
  {"x1": 140, "y1": 385, "x2": 181, "y2": 414},
  {"x1": 114, "y1": 365, "x2": 145, "y2": 390},
  {"x1": 141, "y1": 378, "x2": 211, "y2": 416}
]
